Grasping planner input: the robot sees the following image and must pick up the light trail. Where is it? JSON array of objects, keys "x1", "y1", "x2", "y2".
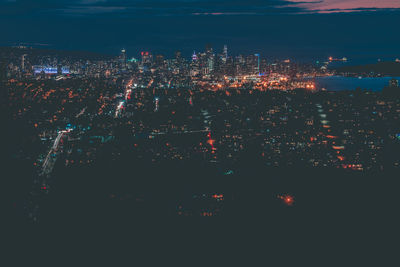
[{"x1": 41, "y1": 129, "x2": 70, "y2": 175}]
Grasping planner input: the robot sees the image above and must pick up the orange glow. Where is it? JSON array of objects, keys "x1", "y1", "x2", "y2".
[
  {"x1": 278, "y1": 194, "x2": 294, "y2": 206},
  {"x1": 332, "y1": 146, "x2": 345, "y2": 150},
  {"x1": 207, "y1": 139, "x2": 215, "y2": 146}
]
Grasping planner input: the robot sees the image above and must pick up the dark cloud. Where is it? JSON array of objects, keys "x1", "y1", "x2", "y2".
[
  {"x1": 1, "y1": 0, "x2": 399, "y2": 16},
  {"x1": 0, "y1": 0, "x2": 399, "y2": 58},
  {"x1": 0, "y1": 0, "x2": 303, "y2": 16}
]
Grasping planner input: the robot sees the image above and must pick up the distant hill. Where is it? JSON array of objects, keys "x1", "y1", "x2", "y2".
[
  {"x1": 336, "y1": 61, "x2": 400, "y2": 76},
  {"x1": 0, "y1": 46, "x2": 113, "y2": 62}
]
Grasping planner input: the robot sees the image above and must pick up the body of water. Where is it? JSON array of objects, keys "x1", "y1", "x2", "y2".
[{"x1": 314, "y1": 76, "x2": 400, "y2": 92}]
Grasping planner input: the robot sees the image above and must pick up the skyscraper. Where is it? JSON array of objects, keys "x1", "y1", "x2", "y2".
[
  {"x1": 223, "y1": 45, "x2": 228, "y2": 63},
  {"x1": 205, "y1": 44, "x2": 213, "y2": 54},
  {"x1": 21, "y1": 54, "x2": 27, "y2": 72},
  {"x1": 254, "y1": 54, "x2": 260, "y2": 75},
  {"x1": 175, "y1": 51, "x2": 182, "y2": 61},
  {"x1": 192, "y1": 51, "x2": 198, "y2": 62},
  {"x1": 120, "y1": 49, "x2": 127, "y2": 69},
  {"x1": 141, "y1": 51, "x2": 152, "y2": 65},
  {"x1": 207, "y1": 55, "x2": 215, "y2": 74}
]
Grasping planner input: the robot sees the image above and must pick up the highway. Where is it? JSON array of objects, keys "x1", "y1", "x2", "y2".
[
  {"x1": 41, "y1": 129, "x2": 70, "y2": 176},
  {"x1": 115, "y1": 78, "x2": 135, "y2": 118}
]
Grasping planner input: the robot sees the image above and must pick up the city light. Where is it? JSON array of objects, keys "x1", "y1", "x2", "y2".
[{"x1": 278, "y1": 194, "x2": 295, "y2": 206}]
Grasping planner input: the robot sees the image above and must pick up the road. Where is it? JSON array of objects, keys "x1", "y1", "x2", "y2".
[
  {"x1": 41, "y1": 129, "x2": 70, "y2": 176},
  {"x1": 115, "y1": 78, "x2": 135, "y2": 118}
]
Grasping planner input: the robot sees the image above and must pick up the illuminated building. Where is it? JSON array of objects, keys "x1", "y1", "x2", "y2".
[
  {"x1": 207, "y1": 54, "x2": 215, "y2": 74},
  {"x1": 120, "y1": 49, "x2": 127, "y2": 68},
  {"x1": 254, "y1": 54, "x2": 260, "y2": 75},
  {"x1": 21, "y1": 54, "x2": 27, "y2": 72},
  {"x1": 223, "y1": 45, "x2": 228, "y2": 63},
  {"x1": 33, "y1": 65, "x2": 69, "y2": 75},
  {"x1": 155, "y1": 55, "x2": 165, "y2": 68},
  {"x1": 141, "y1": 51, "x2": 152, "y2": 65},
  {"x1": 33, "y1": 66, "x2": 57, "y2": 74},
  {"x1": 192, "y1": 51, "x2": 198, "y2": 62}
]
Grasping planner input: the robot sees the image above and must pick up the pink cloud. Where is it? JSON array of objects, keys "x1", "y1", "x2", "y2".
[{"x1": 288, "y1": 0, "x2": 400, "y2": 13}]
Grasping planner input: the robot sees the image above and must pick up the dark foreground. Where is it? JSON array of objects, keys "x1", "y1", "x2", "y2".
[{"x1": 5, "y1": 162, "x2": 400, "y2": 265}]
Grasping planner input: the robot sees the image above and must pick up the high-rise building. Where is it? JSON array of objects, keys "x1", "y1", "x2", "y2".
[
  {"x1": 141, "y1": 51, "x2": 152, "y2": 65},
  {"x1": 21, "y1": 54, "x2": 27, "y2": 72},
  {"x1": 190, "y1": 51, "x2": 200, "y2": 77},
  {"x1": 175, "y1": 51, "x2": 182, "y2": 61},
  {"x1": 207, "y1": 55, "x2": 215, "y2": 74},
  {"x1": 120, "y1": 49, "x2": 127, "y2": 69},
  {"x1": 192, "y1": 51, "x2": 198, "y2": 62},
  {"x1": 254, "y1": 53, "x2": 260, "y2": 75},
  {"x1": 205, "y1": 44, "x2": 213, "y2": 54},
  {"x1": 223, "y1": 45, "x2": 228, "y2": 63},
  {"x1": 155, "y1": 55, "x2": 165, "y2": 69}
]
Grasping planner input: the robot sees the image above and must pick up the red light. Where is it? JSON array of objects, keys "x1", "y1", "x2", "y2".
[
  {"x1": 278, "y1": 194, "x2": 294, "y2": 206},
  {"x1": 284, "y1": 196, "x2": 294, "y2": 205},
  {"x1": 212, "y1": 194, "x2": 224, "y2": 199}
]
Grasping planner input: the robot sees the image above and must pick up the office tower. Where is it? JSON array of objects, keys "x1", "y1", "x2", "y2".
[
  {"x1": 175, "y1": 51, "x2": 182, "y2": 61},
  {"x1": 223, "y1": 45, "x2": 228, "y2": 62},
  {"x1": 120, "y1": 49, "x2": 127, "y2": 69},
  {"x1": 21, "y1": 54, "x2": 27, "y2": 72},
  {"x1": 192, "y1": 51, "x2": 198, "y2": 62},
  {"x1": 254, "y1": 54, "x2": 260, "y2": 75},
  {"x1": 205, "y1": 44, "x2": 213, "y2": 54},
  {"x1": 141, "y1": 51, "x2": 153, "y2": 65},
  {"x1": 207, "y1": 55, "x2": 214, "y2": 74},
  {"x1": 155, "y1": 55, "x2": 165, "y2": 68}
]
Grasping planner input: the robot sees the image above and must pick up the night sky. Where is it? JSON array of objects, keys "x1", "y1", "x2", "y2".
[{"x1": 1, "y1": 0, "x2": 399, "y2": 59}]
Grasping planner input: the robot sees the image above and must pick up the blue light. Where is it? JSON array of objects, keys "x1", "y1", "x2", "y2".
[{"x1": 224, "y1": 170, "x2": 234, "y2": 175}]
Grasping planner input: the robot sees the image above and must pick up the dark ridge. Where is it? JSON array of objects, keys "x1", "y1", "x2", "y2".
[
  {"x1": 0, "y1": 46, "x2": 113, "y2": 62},
  {"x1": 336, "y1": 61, "x2": 400, "y2": 76}
]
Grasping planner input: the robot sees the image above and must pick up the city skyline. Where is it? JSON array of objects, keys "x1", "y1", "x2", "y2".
[{"x1": 3, "y1": 1, "x2": 400, "y2": 262}]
